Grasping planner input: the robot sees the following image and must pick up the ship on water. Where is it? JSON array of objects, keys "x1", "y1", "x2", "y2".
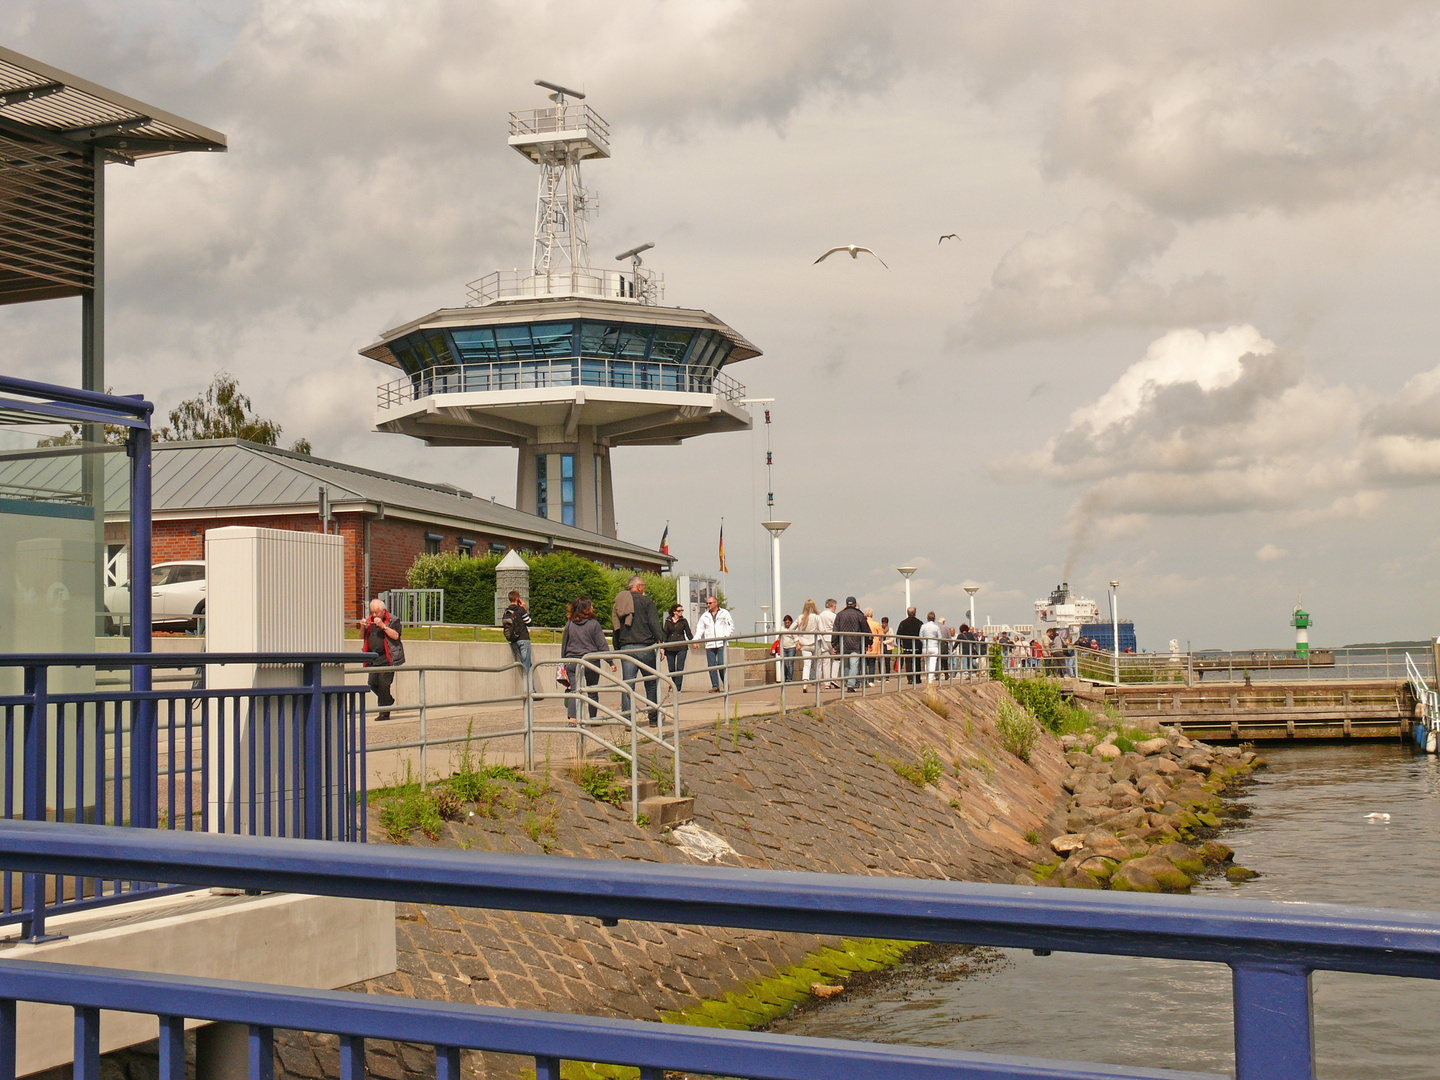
[{"x1": 1034, "y1": 582, "x2": 1137, "y2": 651}]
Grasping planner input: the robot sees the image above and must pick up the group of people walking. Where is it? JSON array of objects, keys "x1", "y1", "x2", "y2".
[{"x1": 363, "y1": 583, "x2": 1085, "y2": 722}]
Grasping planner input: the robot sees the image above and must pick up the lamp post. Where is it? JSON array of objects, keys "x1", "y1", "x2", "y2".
[
  {"x1": 963, "y1": 584, "x2": 980, "y2": 628},
  {"x1": 897, "y1": 566, "x2": 918, "y2": 610},
  {"x1": 1110, "y1": 580, "x2": 1120, "y2": 685},
  {"x1": 760, "y1": 521, "x2": 790, "y2": 634}
]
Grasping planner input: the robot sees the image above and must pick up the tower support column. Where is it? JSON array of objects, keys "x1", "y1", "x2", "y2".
[
  {"x1": 599, "y1": 452, "x2": 615, "y2": 538},
  {"x1": 516, "y1": 445, "x2": 539, "y2": 516},
  {"x1": 574, "y1": 427, "x2": 598, "y2": 535}
]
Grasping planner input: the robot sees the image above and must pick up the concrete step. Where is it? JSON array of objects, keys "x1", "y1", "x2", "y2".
[{"x1": 637, "y1": 795, "x2": 694, "y2": 829}]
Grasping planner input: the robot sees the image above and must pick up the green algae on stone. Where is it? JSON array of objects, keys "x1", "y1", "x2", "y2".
[{"x1": 660, "y1": 938, "x2": 916, "y2": 1030}]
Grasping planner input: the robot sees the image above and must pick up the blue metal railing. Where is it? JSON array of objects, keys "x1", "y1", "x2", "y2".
[
  {"x1": 2, "y1": 822, "x2": 1439, "y2": 1080},
  {"x1": 0, "y1": 652, "x2": 370, "y2": 940}
]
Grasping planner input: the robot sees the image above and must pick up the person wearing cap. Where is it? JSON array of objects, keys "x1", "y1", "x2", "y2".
[{"x1": 830, "y1": 596, "x2": 872, "y2": 692}]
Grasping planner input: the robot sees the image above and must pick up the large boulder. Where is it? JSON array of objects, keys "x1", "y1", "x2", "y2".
[
  {"x1": 1086, "y1": 835, "x2": 1132, "y2": 861},
  {"x1": 1076, "y1": 856, "x2": 1117, "y2": 882},
  {"x1": 1136, "y1": 737, "x2": 1170, "y2": 756},
  {"x1": 1201, "y1": 840, "x2": 1235, "y2": 865},
  {"x1": 1126, "y1": 854, "x2": 1193, "y2": 891},
  {"x1": 1149, "y1": 842, "x2": 1206, "y2": 876},
  {"x1": 1050, "y1": 833, "x2": 1087, "y2": 856},
  {"x1": 1226, "y1": 865, "x2": 1259, "y2": 882},
  {"x1": 1094, "y1": 742, "x2": 1122, "y2": 761},
  {"x1": 1153, "y1": 758, "x2": 1181, "y2": 776},
  {"x1": 1110, "y1": 862, "x2": 1161, "y2": 892}
]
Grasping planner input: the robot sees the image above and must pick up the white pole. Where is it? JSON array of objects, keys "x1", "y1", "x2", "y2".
[
  {"x1": 1110, "y1": 580, "x2": 1120, "y2": 685},
  {"x1": 771, "y1": 532, "x2": 783, "y2": 629},
  {"x1": 898, "y1": 566, "x2": 917, "y2": 612},
  {"x1": 905, "y1": 578, "x2": 912, "y2": 610}
]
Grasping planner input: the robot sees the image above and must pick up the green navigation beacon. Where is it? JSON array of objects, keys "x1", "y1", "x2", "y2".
[{"x1": 1290, "y1": 604, "x2": 1311, "y2": 659}]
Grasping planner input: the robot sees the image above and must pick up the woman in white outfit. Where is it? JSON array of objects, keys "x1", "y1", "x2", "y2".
[
  {"x1": 920, "y1": 611, "x2": 942, "y2": 682},
  {"x1": 796, "y1": 598, "x2": 821, "y2": 692}
]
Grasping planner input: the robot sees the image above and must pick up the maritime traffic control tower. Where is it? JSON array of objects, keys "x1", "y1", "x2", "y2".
[{"x1": 362, "y1": 82, "x2": 760, "y2": 536}]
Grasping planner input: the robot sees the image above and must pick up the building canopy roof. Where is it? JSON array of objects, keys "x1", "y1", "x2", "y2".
[
  {"x1": 0, "y1": 439, "x2": 671, "y2": 567},
  {"x1": 0, "y1": 46, "x2": 226, "y2": 305}
]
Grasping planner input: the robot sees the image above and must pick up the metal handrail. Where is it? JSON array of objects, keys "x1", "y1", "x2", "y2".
[
  {"x1": 464, "y1": 266, "x2": 662, "y2": 306},
  {"x1": 376, "y1": 355, "x2": 744, "y2": 409},
  {"x1": 5, "y1": 820, "x2": 1440, "y2": 1078},
  {"x1": 508, "y1": 103, "x2": 610, "y2": 141}
]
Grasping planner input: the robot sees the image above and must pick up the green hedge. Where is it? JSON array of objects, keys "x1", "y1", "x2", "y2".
[{"x1": 406, "y1": 550, "x2": 697, "y2": 628}]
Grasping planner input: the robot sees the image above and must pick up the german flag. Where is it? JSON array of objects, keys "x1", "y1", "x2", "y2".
[{"x1": 718, "y1": 520, "x2": 728, "y2": 574}]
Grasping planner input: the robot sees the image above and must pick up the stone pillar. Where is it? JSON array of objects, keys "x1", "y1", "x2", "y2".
[
  {"x1": 494, "y1": 549, "x2": 530, "y2": 624},
  {"x1": 196, "y1": 1023, "x2": 250, "y2": 1080},
  {"x1": 598, "y1": 450, "x2": 616, "y2": 538},
  {"x1": 515, "y1": 445, "x2": 539, "y2": 516}
]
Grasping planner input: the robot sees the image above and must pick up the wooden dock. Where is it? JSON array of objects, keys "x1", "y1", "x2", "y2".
[{"x1": 1073, "y1": 680, "x2": 1417, "y2": 742}]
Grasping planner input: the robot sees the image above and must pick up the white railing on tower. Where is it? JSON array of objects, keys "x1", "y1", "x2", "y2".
[{"x1": 465, "y1": 267, "x2": 662, "y2": 307}]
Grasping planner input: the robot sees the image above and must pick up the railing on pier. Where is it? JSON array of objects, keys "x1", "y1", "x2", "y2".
[
  {"x1": 376, "y1": 356, "x2": 745, "y2": 409},
  {"x1": 0, "y1": 651, "x2": 368, "y2": 941},
  {"x1": 1075, "y1": 644, "x2": 1434, "y2": 686},
  {"x1": 3, "y1": 820, "x2": 1439, "y2": 1080}
]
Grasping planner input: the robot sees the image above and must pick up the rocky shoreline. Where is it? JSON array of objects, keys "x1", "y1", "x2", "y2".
[{"x1": 1026, "y1": 727, "x2": 1262, "y2": 891}]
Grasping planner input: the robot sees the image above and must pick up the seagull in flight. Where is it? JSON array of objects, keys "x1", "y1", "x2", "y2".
[
  {"x1": 939, "y1": 233, "x2": 960, "y2": 244},
  {"x1": 814, "y1": 245, "x2": 888, "y2": 269}
]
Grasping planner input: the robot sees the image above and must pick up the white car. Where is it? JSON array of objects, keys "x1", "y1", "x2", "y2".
[{"x1": 105, "y1": 561, "x2": 207, "y2": 630}]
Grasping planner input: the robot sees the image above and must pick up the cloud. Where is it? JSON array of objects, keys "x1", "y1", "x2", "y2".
[
  {"x1": 999, "y1": 324, "x2": 1362, "y2": 566},
  {"x1": 1044, "y1": 56, "x2": 1440, "y2": 219},
  {"x1": 1256, "y1": 543, "x2": 1288, "y2": 562},
  {"x1": 963, "y1": 206, "x2": 1237, "y2": 345}
]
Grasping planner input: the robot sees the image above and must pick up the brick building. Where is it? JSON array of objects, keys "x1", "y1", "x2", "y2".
[{"x1": 3, "y1": 439, "x2": 672, "y2": 622}]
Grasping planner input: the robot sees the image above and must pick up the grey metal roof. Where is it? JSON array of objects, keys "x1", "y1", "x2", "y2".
[
  {"x1": 0, "y1": 440, "x2": 669, "y2": 564},
  {"x1": 0, "y1": 47, "x2": 226, "y2": 305},
  {"x1": 0, "y1": 47, "x2": 227, "y2": 159}
]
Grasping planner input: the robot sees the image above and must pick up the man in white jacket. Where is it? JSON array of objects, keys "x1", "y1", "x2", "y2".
[
  {"x1": 693, "y1": 595, "x2": 735, "y2": 693},
  {"x1": 921, "y1": 611, "x2": 942, "y2": 683},
  {"x1": 816, "y1": 599, "x2": 838, "y2": 688}
]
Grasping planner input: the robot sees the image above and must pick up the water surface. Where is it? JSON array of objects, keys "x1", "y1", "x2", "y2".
[{"x1": 773, "y1": 743, "x2": 1440, "y2": 1077}]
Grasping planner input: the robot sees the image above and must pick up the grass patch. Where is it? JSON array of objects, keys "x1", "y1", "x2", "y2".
[
  {"x1": 922, "y1": 688, "x2": 951, "y2": 719},
  {"x1": 890, "y1": 746, "x2": 945, "y2": 788},
  {"x1": 372, "y1": 762, "x2": 463, "y2": 842},
  {"x1": 576, "y1": 762, "x2": 627, "y2": 806},
  {"x1": 1023, "y1": 829, "x2": 1040, "y2": 845},
  {"x1": 996, "y1": 697, "x2": 1040, "y2": 763}
]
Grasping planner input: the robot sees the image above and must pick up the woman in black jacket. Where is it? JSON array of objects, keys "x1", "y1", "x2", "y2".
[
  {"x1": 662, "y1": 603, "x2": 692, "y2": 693},
  {"x1": 560, "y1": 597, "x2": 612, "y2": 722}
]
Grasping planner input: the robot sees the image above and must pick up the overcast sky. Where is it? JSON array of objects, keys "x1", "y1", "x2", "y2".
[{"x1": 7, "y1": 1, "x2": 1440, "y2": 647}]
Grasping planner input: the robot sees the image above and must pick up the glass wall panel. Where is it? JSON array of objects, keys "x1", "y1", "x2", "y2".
[
  {"x1": 579, "y1": 321, "x2": 608, "y2": 356},
  {"x1": 452, "y1": 327, "x2": 498, "y2": 362},
  {"x1": 494, "y1": 326, "x2": 533, "y2": 361},
  {"x1": 530, "y1": 322, "x2": 575, "y2": 359},
  {"x1": 616, "y1": 327, "x2": 651, "y2": 360},
  {"x1": 600, "y1": 324, "x2": 624, "y2": 357},
  {"x1": 649, "y1": 328, "x2": 692, "y2": 362},
  {"x1": 427, "y1": 333, "x2": 455, "y2": 367},
  {"x1": 536, "y1": 455, "x2": 548, "y2": 519}
]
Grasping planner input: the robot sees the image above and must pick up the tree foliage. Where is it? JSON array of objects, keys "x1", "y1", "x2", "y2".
[
  {"x1": 159, "y1": 372, "x2": 310, "y2": 453},
  {"x1": 405, "y1": 549, "x2": 692, "y2": 628}
]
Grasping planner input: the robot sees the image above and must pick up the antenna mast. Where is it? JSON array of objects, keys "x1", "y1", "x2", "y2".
[{"x1": 512, "y1": 80, "x2": 608, "y2": 277}]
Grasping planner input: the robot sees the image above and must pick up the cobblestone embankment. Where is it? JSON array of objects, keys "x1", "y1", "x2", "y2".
[{"x1": 281, "y1": 682, "x2": 1075, "y2": 1080}]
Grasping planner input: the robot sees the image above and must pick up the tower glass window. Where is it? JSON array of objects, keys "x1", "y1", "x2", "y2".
[
  {"x1": 536, "y1": 454, "x2": 548, "y2": 519},
  {"x1": 560, "y1": 454, "x2": 575, "y2": 527}
]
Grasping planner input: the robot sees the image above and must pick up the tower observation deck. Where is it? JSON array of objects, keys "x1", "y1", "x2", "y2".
[{"x1": 363, "y1": 82, "x2": 759, "y2": 538}]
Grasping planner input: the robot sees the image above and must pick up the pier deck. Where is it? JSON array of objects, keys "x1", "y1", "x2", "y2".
[{"x1": 1075, "y1": 679, "x2": 1417, "y2": 742}]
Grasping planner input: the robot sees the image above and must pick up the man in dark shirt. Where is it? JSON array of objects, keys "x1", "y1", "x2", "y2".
[
  {"x1": 363, "y1": 598, "x2": 404, "y2": 721},
  {"x1": 613, "y1": 575, "x2": 664, "y2": 724},
  {"x1": 896, "y1": 606, "x2": 923, "y2": 685},
  {"x1": 830, "y1": 596, "x2": 872, "y2": 692}
]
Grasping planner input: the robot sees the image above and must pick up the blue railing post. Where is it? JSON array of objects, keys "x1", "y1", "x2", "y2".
[
  {"x1": 19, "y1": 664, "x2": 47, "y2": 942},
  {"x1": 72, "y1": 1007, "x2": 99, "y2": 1080},
  {"x1": 157, "y1": 1015, "x2": 185, "y2": 1080},
  {"x1": 437, "y1": 1046, "x2": 462, "y2": 1080},
  {"x1": 1232, "y1": 962, "x2": 1314, "y2": 1080},
  {"x1": 303, "y1": 662, "x2": 323, "y2": 840},
  {"x1": 249, "y1": 1025, "x2": 274, "y2": 1080},
  {"x1": 128, "y1": 422, "x2": 156, "y2": 830},
  {"x1": 339, "y1": 1035, "x2": 364, "y2": 1080}
]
